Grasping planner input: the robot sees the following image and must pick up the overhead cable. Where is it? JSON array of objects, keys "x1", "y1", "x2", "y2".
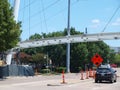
[{"x1": 102, "y1": 4, "x2": 120, "y2": 32}]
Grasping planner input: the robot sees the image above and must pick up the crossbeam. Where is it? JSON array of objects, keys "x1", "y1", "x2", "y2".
[{"x1": 18, "y1": 32, "x2": 120, "y2": 49}]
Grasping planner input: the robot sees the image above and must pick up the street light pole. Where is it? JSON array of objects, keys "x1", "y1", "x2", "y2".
[{"x1": 66, "y1": 0, "x2": 70, "y2": 73}]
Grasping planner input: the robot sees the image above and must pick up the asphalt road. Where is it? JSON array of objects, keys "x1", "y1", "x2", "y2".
[{"x1": 0, "y1": 68, "x2": 120, "y2": 90}]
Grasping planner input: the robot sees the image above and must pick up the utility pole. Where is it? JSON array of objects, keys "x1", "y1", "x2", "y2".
[{"x1": 66, "y1": 0, "x2": 70, "y2": 73}]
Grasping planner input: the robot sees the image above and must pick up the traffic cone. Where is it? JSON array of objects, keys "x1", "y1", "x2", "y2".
[
  {"x1": 89, "y1": 68, "x2": 93, "y2": 77},
  {"x1": 93, "y1": 70, "x2": 96, "y2": 79},
  {"x1": 61, "y1": 70, "x2": 66, "y2": 84},
  {"x1": 86, "y1": 69, "x2": 89, "y2": 79},
  {"x1": 81, "y1": 70, "x2": 84, "y2": 80}
]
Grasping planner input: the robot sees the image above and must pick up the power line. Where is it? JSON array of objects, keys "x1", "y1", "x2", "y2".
[
  {"x1": 21, "y1": 0, "x2": 82, "y2": 34},
  {"x1": 22, "y1": 0, "x2": 81, "y2": 32},
  {"x1": 41, "y1": 0, "x2": 48, "y2": 33},
  {"x1": 39, "y1": 0, "x2": 43, "y2": 34},
  {"x1": 102, "y1": 4, "x2": 120, "y2": 32},
  {"x1": 20, "y1": 0, "x2": 60, "y2": 26},
  {"x1": 19, "y1": 0, "x2": 35, "y2": 11},
  {"x1": 36, "y1": 0, "x2": 81, "y2": 24},
  {"x1": 25, "y1": 0, "x2": 61, "y2": 21},
  {"x1": 22, "y1": 0, "x2": 25, "y2": 24},
  {"x1": 29, "y1": 0, "x2": 31, "y2": 39}
]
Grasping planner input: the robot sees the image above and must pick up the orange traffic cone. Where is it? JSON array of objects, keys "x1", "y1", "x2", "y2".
[
  {"x1": 61, "y1": 70, "x2": 66, "y2": 84},
  {"x1": 86, "y1": 69, "x2": 89, "y2": 79},
  {"x1": 89, "y1": 68, "x2": 93, "y2": 77},
  {"x1": 93, "y1": 70, "x2": 96, "y2": 79},
  {"x1": 81, "y1": 70, "x2": 84, "y2": 80}
]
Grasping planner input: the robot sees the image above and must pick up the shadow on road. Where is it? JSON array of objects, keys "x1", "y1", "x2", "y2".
[{"x1": 94, "y1": 81, "x2": 116, "y2": 84}]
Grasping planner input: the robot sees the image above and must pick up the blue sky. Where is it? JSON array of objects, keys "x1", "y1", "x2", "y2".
[{"x1": 9, "y1": 0, "x2": 120, "y2": 47}]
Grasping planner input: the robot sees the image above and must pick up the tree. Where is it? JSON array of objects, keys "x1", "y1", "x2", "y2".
[
  {"x1": 22, "y1": 27, "x2": 114, "y2": 72},
  {"x1": 114, "y1": 54, "x2": 120, "y2": 66},
  {"x1": 32, "y1": 53, "x2": 46, "y2": 64},
  {"x1": 0, "y1": 0, "x2": 21, "y2": 52},
  {"x1": 32, "y1": 53, "x2": 47, "y2": 70},
  {"x1": 71, "y1": 43, "x2": 88, "y2": 72},
  {"x1": 29, "y1": 33, "x2": 42, "y2": 40},
  {"x1": 19, "y1": 52, "x2": 32, "y2": 64}
]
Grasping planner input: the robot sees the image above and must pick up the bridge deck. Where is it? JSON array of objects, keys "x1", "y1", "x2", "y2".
[{"x1": 18, "y1": 32, "x2": 120, "y2": 48}]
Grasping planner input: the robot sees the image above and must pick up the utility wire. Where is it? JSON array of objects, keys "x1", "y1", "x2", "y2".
[
  {"x1": 20, "y1": 0, "x2": 61, "y2": 32},
  {"x1": 39, "y1": 0, "x2": 43, "y2": 34},
  {"x1": 23, "y1": 0, "x2": 81, "y2": 31},
  {"x1": 29, "y1": 0, "x2": 31, "y2": 39},
  {"x1": 22, "y1": 0, "x2": 25, "y2": 25},
  {"x1": 102, "y1": 5, "x2": 120, "y2": 32},
  {"x1": 19, "y1": 0, "x2": 35, "y2": 11},
  {"x1": 44, "y1": 0, "x2": 81, "y2": 22},
  {"x1": 28, "y1": 0, "x2": 61, "y2": 21},
  {"x1": 22, "y1": 0, "x2": 81, "y2": 33},
  {"x1": 41, "y1": 0, "x2": 48, "y2": 33}
]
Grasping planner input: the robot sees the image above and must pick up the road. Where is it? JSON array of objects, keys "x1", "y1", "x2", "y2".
[{"x1": 0, "y1": 68, "x2": 120, "y2": 90}]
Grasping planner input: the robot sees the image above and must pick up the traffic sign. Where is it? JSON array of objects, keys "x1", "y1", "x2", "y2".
[{"x1": 91, "y1": 53, "x2": 103, "y2": 67}]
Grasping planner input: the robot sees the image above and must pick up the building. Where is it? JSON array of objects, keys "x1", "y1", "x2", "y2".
[{"x1": 110, "y1": 47, "x2": 120, "y2": 53}]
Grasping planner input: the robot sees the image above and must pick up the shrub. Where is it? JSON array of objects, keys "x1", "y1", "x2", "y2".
[
  {"x1": 55, "y1": 67, "x2": 66, "y2": 73},
  {"x1": 40, "y1": 69, "x2": 50, "y2": 73}
]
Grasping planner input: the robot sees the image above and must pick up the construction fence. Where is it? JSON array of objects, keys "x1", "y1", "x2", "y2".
[{"x1": 0, "y1": 64, "x2": 34, "y2": 78}]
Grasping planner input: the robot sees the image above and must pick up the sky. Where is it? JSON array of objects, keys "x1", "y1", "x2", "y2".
[{"x1": 9, "y1": 0, "x2": 120, "y2": 47}]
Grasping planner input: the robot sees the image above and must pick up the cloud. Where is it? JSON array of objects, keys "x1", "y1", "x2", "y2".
[
  {"x1": 92, "y1": 19, "x2": 100, "y2": 24},
  {"x1": 111, "y1": 18, "x2": 120, "y2": 26},
  {"x1": 89, "y1": 19, "x2": 100, "y2": 28}
]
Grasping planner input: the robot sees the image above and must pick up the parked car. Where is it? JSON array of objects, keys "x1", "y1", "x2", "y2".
[
  {"x1": 110, "y1": 64, "x2": 117, "y2": 68},
  {"x1": 95, "y1": 64, "x2": 117, "y2": 83}
]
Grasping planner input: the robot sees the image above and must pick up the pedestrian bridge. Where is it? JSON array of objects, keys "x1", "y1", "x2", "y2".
[{"x1": 18, "y1": 32, "x2": 120, "y2": 49}]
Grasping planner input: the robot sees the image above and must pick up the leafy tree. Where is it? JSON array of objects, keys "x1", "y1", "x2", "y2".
[
  {"x1": 21, "y1": 27, "x2": 114, "y2": 72},
  {"x1": 0, "y1": 0, "x2": 21, "y2": 52},
  {"x1": 32, "y1": 53, "x2": 47, "y2": 69},
  {"x1": 19, "y1": 52, "x2": 32, "y2": 64},
  {"x1": 71, "y1": 43, "x2": 88, "y2": 72},
  {"x1": 109, "y1": 49, "x2": 116, "y2": 63},
  {"x1": 46, "y1": 45, "x2": 66, "y2": 67},
  {"x1": 23, "y1": 48, "x2": 37, "y2": 55},
  {"x1": 114, "y1": 54, "x2": 120, "y2": 66},
  {"x1": 29, "y1": 33, "x2": 42, "y2": 40}
]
